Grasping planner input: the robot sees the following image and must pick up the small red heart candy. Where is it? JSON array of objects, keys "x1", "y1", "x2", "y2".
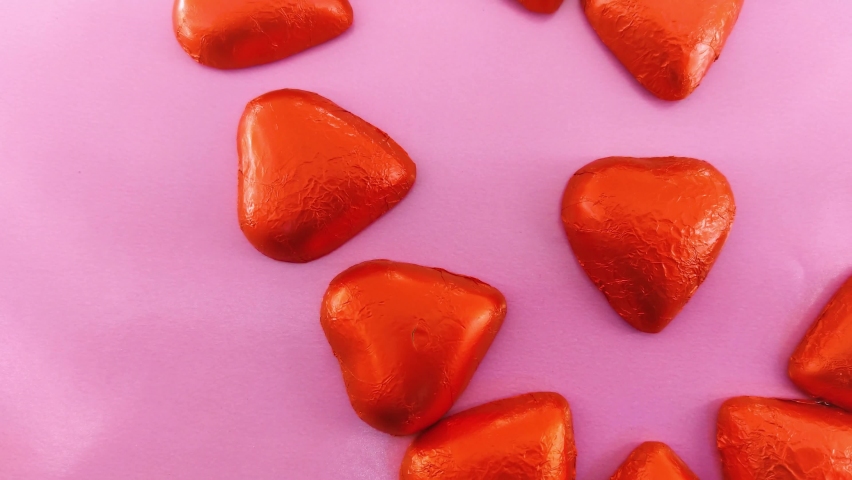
[
  {"x1": 400, "y1": 392, "x2": 576, "y2": 480},
  {"x1": 238, "y1": 90, "x2": 416, "y2": 263},
  {"x1": 173, "y1": 0, "x2": 353, "y2": 69},
  {"x1": 582, "y1": 0, "x2": 744, "y2": 100},
  {"x1": 789, "y1": 275, "x2": 852, "y2": 411},
  {"x1": 516, "y1": 0, "x2": 564, "y2": 14},
  {"x1": 718, "y1": 397, "x2": 852, "y2": 479},
  {"x1": 610, "y1": 442, "x2": 698, "y2": 480},
  {"x1": 321, "y1": 260, "x2": 506, "y2": 436},
  {"x1": 561, "y1": 157, "x2": 735, "y2": 333}
]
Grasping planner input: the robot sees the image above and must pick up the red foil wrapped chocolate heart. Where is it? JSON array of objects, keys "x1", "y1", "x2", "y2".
[
  {"x1": 400, "y1": 392, "x2": 576, "y2": 480},
  {"x1": 561, "y1": 157, "x2": 735, "y2": 333},
  {"x1": 789, "y1": 275, "x2": 852, "y2": 411},
  {"x1": 717, "y1": 397, "x2": 852, "y2": 479},
  {"x1": 321, "y1": 260, "x2": 506, "y2": 436},
  {"x1": 516, "y1": 0, "x2": 564, "y2": 14},
  {"x1": 173, "y1": 0, "x2": 353, "y2": 69},
  {"x1": 609, "y1": 442, "x2": 698, "y2": 480},
  {"x1": 582, "y1": 0, "x2": 744, "y2": 100},
  {"x1": 238, "y1": 90, "x2": 416, "y2": 263}
]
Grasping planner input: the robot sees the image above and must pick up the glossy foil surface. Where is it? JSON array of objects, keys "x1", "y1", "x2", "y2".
[
  {"x1": 582, "y1": 0, "x2": 744, "y2": 100},
  {"x1": 238, "y1": 90, "x2": 416, "y2": 263},
  {"x1": 173, "y1": 0, "x2": 353, "y2": 69},
  {"x1": 321, "y1": 260, "x2": 507, "y2": 436},
  {"x1": 789, "y1": 275, "x2": 852, "y2": 411},
  {"x1": 561, "y1": 157, "x2": 735, "y2": 333},
  {"x1": 400, "y1": 392, "x2": 576, "y2": 480},
  {"x1": 516, "y1": 0, "x2": 564, "y2": 14},
  {"x1": 610, "y1": 442, "x2": 698, "y2": 480},
  {"x1": 717, "y1": 397, "x2": 852, "y2": 479}
]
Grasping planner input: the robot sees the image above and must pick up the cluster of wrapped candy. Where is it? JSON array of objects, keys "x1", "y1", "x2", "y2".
[
  {"x1": 172, "y1": 0, "x2": 852, "y2": 478},
  {"x1": 173, "y1": 0, "x2": 745, "y2": 100}
]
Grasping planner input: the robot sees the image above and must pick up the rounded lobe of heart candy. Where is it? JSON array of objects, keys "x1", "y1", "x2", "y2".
[
  {"x1": 400, "y1": 392, "x2": 576, "y2": 480},
  {"x1": 717, "y1": 397, "x2": 852, "y2": 480},
  {"x1": 321, "y1": 260, "x2": 507, "y2": 436},
  {"x1": 173, "y1": 0, "x2": 353, "y2": 69},
  {"x1": 516, "y1": 0, "x2": 564, "y2": 14},
  {"x1": 561, "y1": 157, "x2": 735, "y2": 333},
  {"x1": 238, "y1": 90, "x2": 416, "y2": 263},
  {"x1": 609, "y1": 442, "x2": 698, "y2": 480},
  {"x1": 789, "y1": 275, "x2": 852, "y2": 411},
  {"x1": 582, "y1": 0, "x2": 744, "y2": 100}
]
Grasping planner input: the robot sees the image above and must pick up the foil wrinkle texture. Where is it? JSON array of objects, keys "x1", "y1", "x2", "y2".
[
  {"x1": 609, "y1": 442, "x2": 699, "y2": 480},
  {"x1": 173, "y1": 0, "x2": 354, "y2": 69},
  {"x1": 789, "y1": 275, "x2": 852, "y2": 412},
  {"x1": 238, "y1": 89, "x2": 416, "y2": 263},
  {"x1": 516, "y1": 0, "x2": 565, "y2": 14},
  {"x1": 717, "y1": 396, "x2": 852, "y2": 480},
  {"x1": 582, "y1": 0, "x2": 745, "y2": 100},
  {"x1": 561, "y1": 156, "x2": 736, "y2": 333},
  {"x1": 400, "y1": 392, "x2": 576, "y2": 480},
  {"x1": 320, "y1": 260, "x2": 507, "y2": 436}
]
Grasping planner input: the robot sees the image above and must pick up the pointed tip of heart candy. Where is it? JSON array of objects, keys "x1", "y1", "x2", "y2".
[
  {"x1": 400, "y1": 392, "x2": 576, "y2": 480},
  {"x1": 561, "y1": 156, "x2": 735, "y2": 334},
  {"x1": 717, "y1": 397, "x2": 852, "y2": 479},
  {"x1": 173, "y1": 0, "x2": 354, "y2": 69},
  {"x1": 609, "y1": 442, "x2": 698, "y2": 480},
  {"x1": 321, "y1": 260, "x2": 506, "y2": 436},
  {"x1": 789, "y1": 275, "x2": 852, "y2": 411},
  {"x1": 582, "y1": 0, "x2": 744, "y2": 100},
  {"x1": 237, "y1": 90, "x2": 415, "y2": 263},
  {"x1": 516, "y1": 0, "x2": 564, "y2": 14}
]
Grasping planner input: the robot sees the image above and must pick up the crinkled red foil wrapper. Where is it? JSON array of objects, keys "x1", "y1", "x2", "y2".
[
  {"x1": 321, "y1": 260, "x2": 506, "y2": 436},
  {"x1": 238, "y1": 90, "x2": 416, "y2": 263},
  {"x1": 400, "y1": 392, "x2": 576, "y2": 479},
  {"x1": 173, "y1": 0, "x2": 353, "y2": 69}
]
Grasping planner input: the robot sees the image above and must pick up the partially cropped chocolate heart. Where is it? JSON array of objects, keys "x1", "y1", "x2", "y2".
[
  {"x1": 789, "y1": 275, "x2": 852, "y2": 411},
  {"x1": 238, "y1": 90, "x2": 416, "y2": 263},
  {"x1": 173, "y1": 0, "x2": 353, "y2": 69},
  {"x1": 717, "y1": 397, "x2": 852, "y2": 479},
  {"x1": 400, "y1": 392, "x2": 576, "y2": 480},
  {"x1": 516, "y1": 0, "x2": 564, "y2": 14},
  {"x1": 321, "y1": 260, "x2": 506, "y2": 436},
  {"x1": 561, "y1": 157, "x2": 735, "y2": 333},
  {"x1": 610, "y1": 442, "x2": 698, "y2": 480},
  {"x1": 582, "y1": 0, "x2": 744, "y2": 100}
]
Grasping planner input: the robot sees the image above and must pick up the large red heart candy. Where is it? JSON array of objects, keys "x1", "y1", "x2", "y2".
[
  {"x1": 582, "y1": 0, "x2": 744, "y2": 100},
  {"x1": 400, "y1": 392, "x2": 576, "y2": 480},
  {"x1": 717, "y1": 397, "x2": 852, "y2": 479},
  {"x1": 238, "y1": 90, "x2": 416, "y2": 263},
  {"x1": 321, "y1": 260, "x2": 507, "y2": 436},
  {"x1": 173, "y1": 0, "x2": 353, "y2": 69},
  {"x1": 561, "y1": 157, "x2": 735, "y2": 333}
]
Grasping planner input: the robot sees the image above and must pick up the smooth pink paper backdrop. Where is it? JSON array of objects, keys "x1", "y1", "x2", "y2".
[{"x1": 1, "y1": 0, "x2": 851, "y2": 478}]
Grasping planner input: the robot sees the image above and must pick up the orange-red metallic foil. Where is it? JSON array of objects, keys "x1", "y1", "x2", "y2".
[
  {"x1": 789, "y1": 275, "x2": 852, "y2": 412},
  {"x1": 173, "y1": 0, "x2": 353, "y2": 69},
  {"x1": 400, "y1": 392, "x2": 576, "y2": 480},
  {"x1": 561, "y1": 157, "x2": 735, "y2": 333},
  {"x1": 610, "y1": 442, "x2": 698, "y2": 480},
  {"x1": 717, "y1": 396, "x2": 852, "y2": 479},
  {"x1": 321, "y1": 260, "x2": 507, "y2": 436},
  {"x1": 582, "y1": 0, "x2": 744, "y2": 100},
  {"x1": 516, "y1": 0, "x2": 564, "y2": 14},
  {"x1": 238, "y1": 90, "x2": 416, "y2": 263}
]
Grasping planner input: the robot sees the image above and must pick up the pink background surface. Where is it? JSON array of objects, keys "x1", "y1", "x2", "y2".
[{"x1": 1, "y1": 0, "x2": 851, "y2": 478}]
